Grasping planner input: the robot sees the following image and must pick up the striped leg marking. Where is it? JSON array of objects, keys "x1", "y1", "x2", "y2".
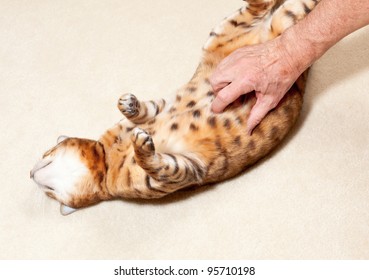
[{"x1": 131, "y1": 128, "x2": 205, "y2": 192}]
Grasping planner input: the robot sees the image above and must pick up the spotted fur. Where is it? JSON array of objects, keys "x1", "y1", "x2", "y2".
[{"x1": 31, "y1": 0, "x2": 320, "y2": 213}]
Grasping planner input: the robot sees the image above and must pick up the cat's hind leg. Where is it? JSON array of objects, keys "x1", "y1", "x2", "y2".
[
  {"x1": 118, "y1": 93, "x2": 166, "y2": 124},
  {"x1": 131, "y1": 128, "x2": 206, "y2": 194}
]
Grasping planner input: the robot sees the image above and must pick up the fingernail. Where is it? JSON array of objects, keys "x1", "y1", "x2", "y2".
[{"x1": 211, "y1": 102, "x2": 220, "y2": 113}]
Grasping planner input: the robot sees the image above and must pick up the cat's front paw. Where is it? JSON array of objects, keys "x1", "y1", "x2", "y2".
[
  {"x1": 131, "y1": 127, "x2": 155, "y2": 154},
  {"x1": 118, "y1": 93, "x2": 140, "y2": 117}
]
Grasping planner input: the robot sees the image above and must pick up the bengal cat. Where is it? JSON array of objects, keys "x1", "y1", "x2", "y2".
[{"x1": 30, "y1": 0, "x2": 320, "y2": 215}]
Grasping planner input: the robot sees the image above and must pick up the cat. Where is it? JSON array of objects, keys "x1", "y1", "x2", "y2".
[{"x1": 30, "y1": 0, "x2": 320, "y2": 215}]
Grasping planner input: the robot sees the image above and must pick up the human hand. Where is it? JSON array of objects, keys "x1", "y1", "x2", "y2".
[{"x1": 210, "y1": 37, "x2": 302, "y2": 135}]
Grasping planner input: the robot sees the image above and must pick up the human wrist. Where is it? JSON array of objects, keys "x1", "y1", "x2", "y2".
[{"x1": 278, "y1": 27, "x2": 317, "y2": 76}]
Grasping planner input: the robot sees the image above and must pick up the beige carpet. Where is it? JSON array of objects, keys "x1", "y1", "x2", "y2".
[{"x1": 1, "y1": 0, "x2": 368, "y2": 259}]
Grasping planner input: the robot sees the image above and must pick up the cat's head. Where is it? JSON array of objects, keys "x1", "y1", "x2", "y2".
[{"x1": 30, "y1": 136, "x2": 110, "y2": 215}]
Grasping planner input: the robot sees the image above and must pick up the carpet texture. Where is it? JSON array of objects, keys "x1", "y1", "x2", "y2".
[{"x1": 1, "y1": 0, "x2": 368, "y2": 259}]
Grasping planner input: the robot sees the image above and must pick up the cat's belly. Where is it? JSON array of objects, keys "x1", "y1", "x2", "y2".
[{"x1": 149, "y1": 94, "x2": 256, "y2": 155}]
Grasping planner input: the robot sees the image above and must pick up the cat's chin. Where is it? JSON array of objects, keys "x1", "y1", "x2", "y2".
[
  {"x1": 30, "y1": 159, "x2": 52, "y2": 180},
  {"x1": 30, "y1": 160, "x2": 54, "y2": 192}
]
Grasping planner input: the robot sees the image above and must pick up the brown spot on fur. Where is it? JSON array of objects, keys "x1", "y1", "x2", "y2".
[
  {"x1": 247, "y1": 140, "x2": 256, "y2": 151},
  {"x1": 188, "y1": 86, "x2": 197, "y2": 93},
  {"x1": 189, "y1": 123, "x2": 199, "y2": 131},
  {"x1": 229, "y1": 19, "x2": 238, "y2": 27},
  {"x1": 207, "y1": 116, "x2": 217, "y2": 128},
  {"x1": 186, "y1": 100, "x2": 196, "y2": 108},
  {"x1": 269, "y1": 126, "x2": 280, "y2": 140},
  {"x1": 236, "y1": 116, "x2": 244, "y2": 125},
  {"x1": 229, "y1": 20, "x2": 248, "y2": 28},
  {"x1": 223, "y1": 118, "x2": 231, "y2": 129},
  {"x1": 207, "y1": 91, "x2": 214, "y2": 96},
  {"x1": 170, "y1": 123, "x2": 178, "y2": 130},
  {"x1": 176, "y1": 95, "x2": 182, "y2": 102},
  {"x1": 193, "y1": 110, "x2": 201, "y2": 118},
  {"x1": 126, "y1": 127, "x2": 134, "y2": 132}
]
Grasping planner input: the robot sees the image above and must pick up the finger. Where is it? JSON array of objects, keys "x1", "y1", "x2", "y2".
[
  {"x1": 209, "y1": 72, "x2": 230, "y2": 93},
  {"x1": 211, "y1": 81, "x2": 253, "y2": 113},
  {"x1": 212, "y1": 81, "x2": 230, "y2": 94},
  {"x1": 246, "y1": 96, "x2": 273, "y2": 135}
]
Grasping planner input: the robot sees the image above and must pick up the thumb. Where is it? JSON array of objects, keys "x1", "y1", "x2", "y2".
[
  {"x1": 246, "y1": 95, "x2": 272, "y2": 135},
  {"x1": 211, "y1": 81, "x2": 253, "y2": 113}
]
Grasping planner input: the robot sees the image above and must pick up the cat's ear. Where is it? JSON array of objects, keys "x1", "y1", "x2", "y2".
[
  {"x1": 60, "y1": 204, "x2": 78, "y2": 216},
  {"x1": 57, "y1": 135, "x2": 69, "y2": 144}
]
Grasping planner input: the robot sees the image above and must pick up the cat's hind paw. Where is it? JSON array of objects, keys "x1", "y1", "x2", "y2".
[{"x1": 118, "y1": 93, "x2": 140, "y2": 118}]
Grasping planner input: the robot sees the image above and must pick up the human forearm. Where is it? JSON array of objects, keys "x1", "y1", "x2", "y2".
[{"x1": 282, "y1": 0, "x2": 369, "y2": 73}]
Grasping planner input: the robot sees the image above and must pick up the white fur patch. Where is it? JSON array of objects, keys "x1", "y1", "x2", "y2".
[{"x1": 31, "y1": 148, "x2": 88, "y2": 201}]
